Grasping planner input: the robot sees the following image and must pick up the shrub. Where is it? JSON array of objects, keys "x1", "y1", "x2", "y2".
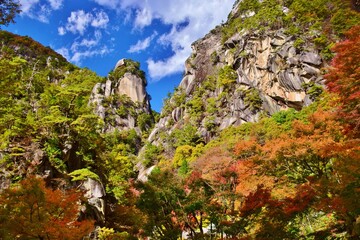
[
  {"x1": 243, "y1": 88, "x2": 263, "y2": 111},
  {"x1": 143, "y1": 143, "x2": 162, "y2": 167},
  {"x1": 218, "y1": 65, "x2": 237, "y2": 88},
  {"x1": 69, "y1": 168, "x2": 100, "y2": 181},
  {"x1": 137, "y1": 113, "x2": 153, "y2": 132}
]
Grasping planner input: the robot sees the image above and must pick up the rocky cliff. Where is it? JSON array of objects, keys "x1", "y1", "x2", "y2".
[
  {"x1": 89, "y1": 59, "x2": 153, "y2": 134},
  {"x1": 146, "y1": 0, "x2": 327, "y2": 155},
  {"x1": 0, "y1": 33, "x2": 155, "y2": 226}
]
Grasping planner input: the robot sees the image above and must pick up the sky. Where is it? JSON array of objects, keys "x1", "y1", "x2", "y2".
[{"x1": 4, "y1": 0, "x2": 235, "y2": 112}]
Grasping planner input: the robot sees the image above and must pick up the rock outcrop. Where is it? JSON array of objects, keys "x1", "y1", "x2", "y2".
[
  {"x1": 89, "y1": 59, "x2": 153, "y2": 133},
  {"x1": 82, "y1": 178, "x2": 106, "y2": 223},
  {"x1": 146, "y1": 16, "x2": 325, "y2": 150}
]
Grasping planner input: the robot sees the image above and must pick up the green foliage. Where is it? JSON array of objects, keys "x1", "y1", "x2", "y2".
[
  {"x1": 152, "y1": 110, "x2": 160, "y2": 123},
  {"x1": 330, "y1": 8, "x2": 360, "y2": 35},
  {"x1": 243, "y1": 88, "x2": 262, "y2": 111},
  {"x1": 170, "y1": 124, "x2": 203, "y2": 148},
  {"x1": 186, "y1": 95, "x2": 204, "y2": 120},
  {"x1": 221, "y1": 0, "x2": 360, "y2": 60},
  {"x1": 104, "y1": 152, "x2": 134, "y2": 202},
  {"x1": 69, "y1": 168, "x2": 100, "y2": 181},
  {"x1": 302, "y1": 82, "x2": 324, "y2": 100},
  {"x1": 272, "y1": 108, "x2": 298, "y2": 129},
  {"x1": 136, "y1": 170, "x2": 186, "y2": 239},
  {"x1": 137, "y1": 113, "x2": 153, "y2": 132},
  {"x1": 98, "y1": 227, "x2": 115, "y2": 240},
  {"x1": 161, "y1": 88, "x2": 186, "y2": 117},
  {"x1": 173, "y1": 145, "x2": 194, "y2": 168},
  {"x1": 222, "y1": 0, "x2": 284, "y2": 42},
  {"x1": 204, "y1": 116, "x2": 217, "y2": 132},
  {"x1": 210, "y1": 51, "x2": 219, "y2": 64},
  {"x1": 202, "y1": 75, "x2": 217, "y2": 91},
  {"x1": 172, "y1": 88, "x2": 186, "y2": 107},
  {"x1": 143, "y1": 143, "x2": 162, "y2": 167},
  {"x1": 293, "y1": 38, "x2": 305, "y2": 49},
  {"x1": 44, "y1": 140, "x2": 66, "y2": 173},
  {"x1": 109, "y1": 59, "x2": 145, "y2": 83},
  {"x1": 218, "y1": 65, "x2": 237, "y2": 88},
  {"x1": 206, "y1": 97, "x2": 217, "y2": 114},
  {"x1": 116, "y1": 105, "x2": 128, "y2": 118}
]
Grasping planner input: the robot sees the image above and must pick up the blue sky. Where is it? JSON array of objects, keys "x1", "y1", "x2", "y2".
[{"x1": 4, "y1": 0, "x2": 234, "y2": 112}]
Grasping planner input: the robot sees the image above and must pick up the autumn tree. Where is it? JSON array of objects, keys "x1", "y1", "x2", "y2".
[
  {"x1": 325, "y1": 25, "x2": 360, "y2": 136},
  {"x1": 0, "y1": 176, "x2": 94, "y2": 239}
]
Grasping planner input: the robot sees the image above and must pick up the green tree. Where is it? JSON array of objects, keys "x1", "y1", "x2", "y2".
[{"x1": 136, "y1": 170, "x2": 184, "y2": 239}]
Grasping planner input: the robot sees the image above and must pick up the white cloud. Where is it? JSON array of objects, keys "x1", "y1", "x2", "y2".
[
  {"x1": 134, "y1": 8, "x2": 152, "y2": 29},
  {"x1": 47, "y1": 0, "x2": 63, "y2": 10},
  {"x1": 61, "y1": 29, "x2": 109, "y2": 64},
  {"x1": 65, "y1": 10, "x2": 93, "y2": 35},
  {"x1": 19, "y1": 0, "x2": 62, "y2": 22},
  {"x1": 93, "y1": 0, "x2": 234, "y2": 80},
  {"x1": 19, "y1": 0, "x2": 40, "y2": 13},
  {"x1": 58, "y1": 26, "x2": 66, "y2": 35},
  {"x1": 56, "y1": 47, "x2": 70, "y2": 60},
  {"x1": 37, "y1": 4, "x2": 51, "y2": 23},
  {"x1": 91, "y1": 10, "x2": 109, "y2": 28},
  {"x1": 70, "y1": 30, "x2": 102, "y2": 52},
  {"x1": 92, "y1": 0, "x2": 120, "y2": 9},
  {"x1": 59, "y1": 10, "x2": 109, "y2": 36},
  {"x1": 128, "y1": 31, "x2": 157, "y2": 53},
  {"x1": 147, "y1": 47, "x2": 188, "y2": 80},
  {"x1": 70, "y1": 46, "x2": 112, "y2": 63}
]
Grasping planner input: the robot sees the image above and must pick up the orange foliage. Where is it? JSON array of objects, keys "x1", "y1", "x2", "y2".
[
  {"x1": 259, "y1": 110, "x2": 344, "y2": 181},
  {"x1": 325, "y1": 25, "x2": 360, "y2": 136},
  {"x1": 281, "y1": 184, "x2": 316, "y2": 216},
  {"x1": 0, "y1": 176, "x2": 94, "y2": 239},
  {"x1": 234, "y1": 137, "x2": 261, "y2": 160},
  {"x1": 191, "y1": 145, "x2": 234, "y2": 181},
  {"x1": 240, "y1": 185, "x2": 272, "y2": 218}
]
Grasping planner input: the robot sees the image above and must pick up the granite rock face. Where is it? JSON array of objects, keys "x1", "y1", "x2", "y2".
[
  {"x1": 82, "y1": 178, "x2": 106, "y2": 223},
  {"x1": 118, "y1": 73, "x2": 148, "y2": 104},
  {"x1": 89, "y1": 59, "x2": 152, "y2": 133},
  {"x1": 147, "y1": 27, "x2": 325, "y2": 147}
]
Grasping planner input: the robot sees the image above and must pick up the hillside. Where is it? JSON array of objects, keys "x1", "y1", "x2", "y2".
[{"x1": 0, "y1": 0, "x2": 360, "y2": 239}]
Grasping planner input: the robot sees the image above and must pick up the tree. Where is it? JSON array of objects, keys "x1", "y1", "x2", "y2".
[
  {"x1": 136, "y1": 170, "x2": 184, "y2": 239},
  {"x1": 0, "y1": 176, "x2": 94, "y2": 239},
  {"x1": 0, "y1": 0, "x2": 21, "y2": 27},
  {"x1": 325, "y1": 25, "x2": 360, "y2": 136}
]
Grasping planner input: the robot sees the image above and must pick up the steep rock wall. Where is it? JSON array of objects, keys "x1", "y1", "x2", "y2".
[
  {"x1": 147, "y1": 25, "x2": 325, "y2": 148},
  {"x1": 89, "y1": 59, "x2": 152, "y2": 133}
]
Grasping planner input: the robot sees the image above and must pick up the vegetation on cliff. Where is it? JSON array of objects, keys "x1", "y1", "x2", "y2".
[{"x1": 0, "y1": 0, "x2": 359, "y2": 239}]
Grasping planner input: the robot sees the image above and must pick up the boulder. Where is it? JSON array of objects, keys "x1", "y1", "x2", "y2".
[
  {"x1": 172, "y1": 107, "x2": 183, "y2": 122},
  {"x1": 300, "y1": 52, "x2": 322, "y2": 65},
  {"x1": 104, "y1": 80, "x2": 112, "y2": 98},
  {"x1": 219, "y1": 117, "x2": 238, "y2": 130},
  {"x1": 114, "y1": 58, "x2": 126, "y2": 70},
  {"x1": 82, "y1": 178, "x2": 105, "y2": 222},
  {"x1": 279, "y1": 70, "x2": 303, "y2": 91},
  {"x1": 302, "y1": 63, "x2": 321, "y2": 76},
  {"x1": 118, "y1": 73, "x2": 147, "y2": 103}
]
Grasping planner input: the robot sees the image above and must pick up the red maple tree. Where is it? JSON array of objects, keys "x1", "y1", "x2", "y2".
[
  {"x1": 325, "y1": 25, "x2": 360, "y2": 136},
  {"x1": 0, "y1": 176, "x2": 94, "y2": 239}
]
